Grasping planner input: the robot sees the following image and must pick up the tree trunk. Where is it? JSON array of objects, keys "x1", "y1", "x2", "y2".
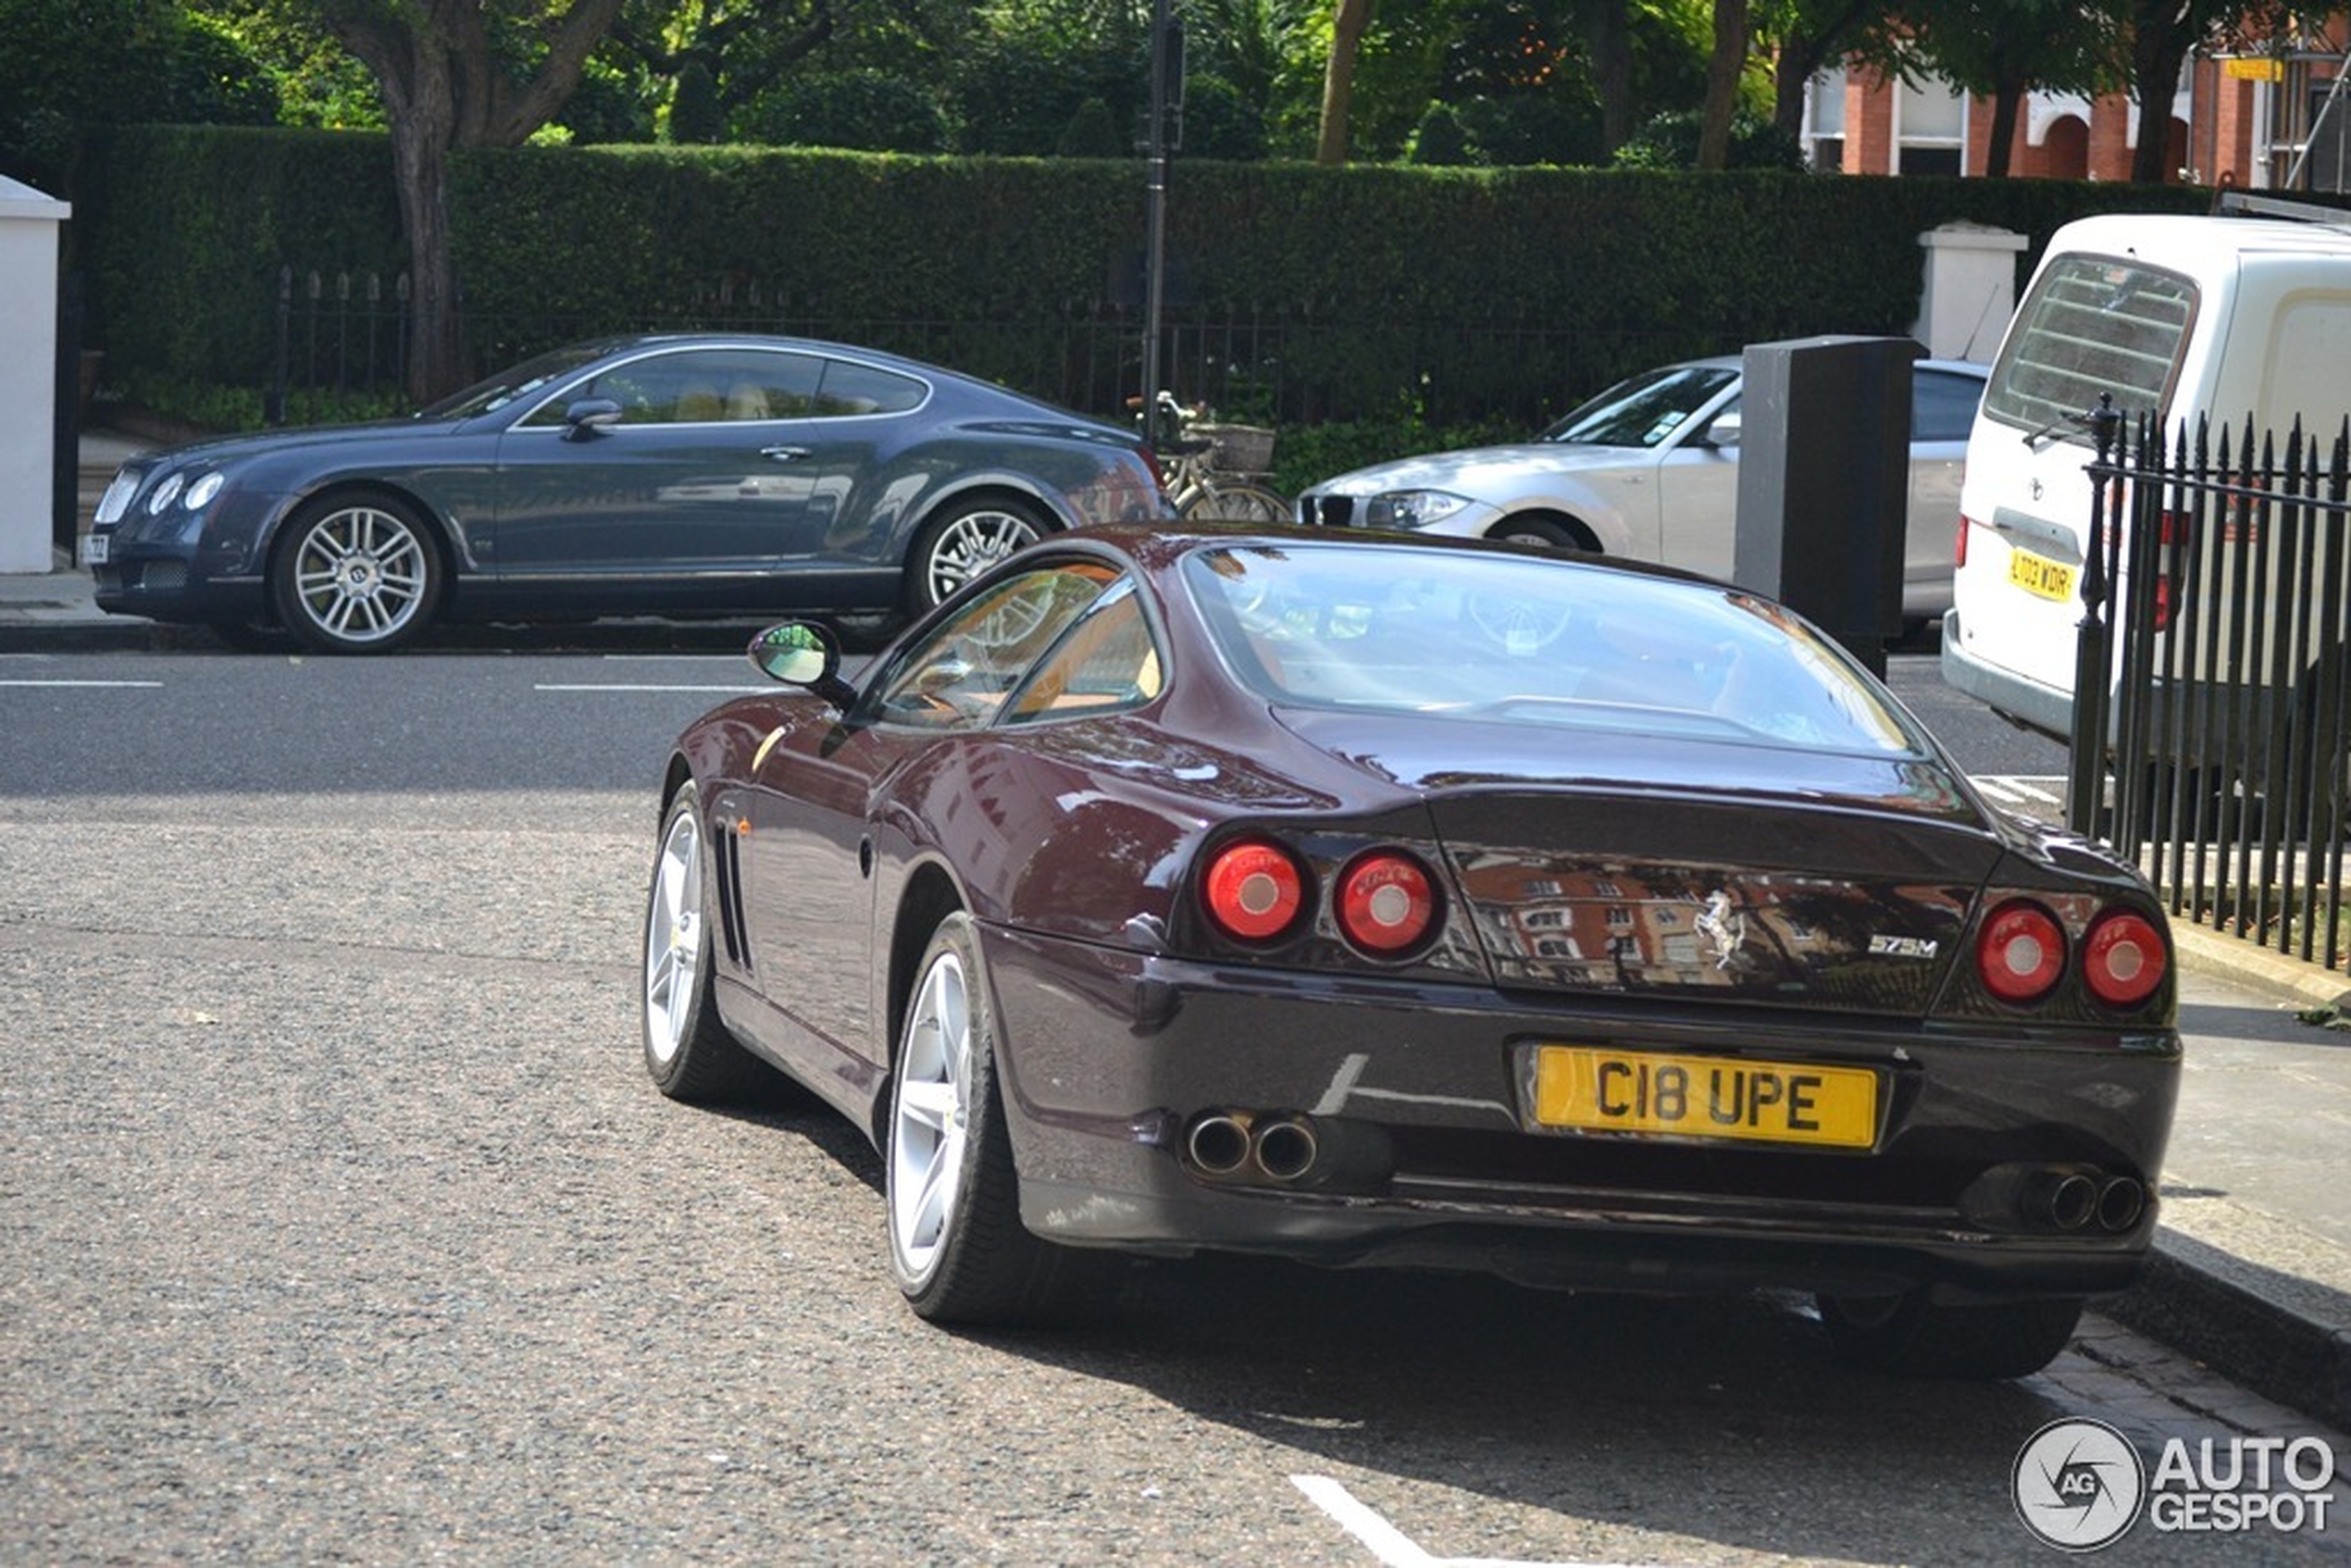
[
  {"x1": 1984, "y1": 77, "x2": 2025, "y2": 177},
  {"x1": 1587, "y1": 0, "x2": 1637, "y2": 154},
  {"x1": 1698, "y1": 0, "x2": 1751, "y2": 170},
  {"x1": 2129, "y1": 2, "x2": 2194, "y2": 184},
  {"x1": 1317, "y1": 0, "x2": 1374, "y2": 166}
]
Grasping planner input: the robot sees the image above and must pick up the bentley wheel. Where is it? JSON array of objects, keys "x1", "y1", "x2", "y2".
[
  {"x1": 1818, "y1": 1289, "x2": 2084, "y2": 1380},
  {"x1": 906, "y1": 498, "x2": 1047, "y2": 616},
  {"x1": 642, "y1": 784, "x2": 771, "y2": 1103},
  {"x1": 886, "y1": 913, "x2": 1105, "y2": 1325},
  {"x1": 271, "y1": 493, "x2": 442, "y2": 653}
]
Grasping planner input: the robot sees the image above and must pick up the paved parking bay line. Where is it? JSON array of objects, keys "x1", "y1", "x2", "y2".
[
  {"x1": 1972, "y1": 775, "x2": 2068, "y2": 808},
  {"x1": 1290, "y1": 1475, "x2": 1635, "y2": 1568}
]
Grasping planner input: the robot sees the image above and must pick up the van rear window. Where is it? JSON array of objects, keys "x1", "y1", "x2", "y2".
[{"x1": 1984, "y1": 256, "x2": 2196, "y2": 443}]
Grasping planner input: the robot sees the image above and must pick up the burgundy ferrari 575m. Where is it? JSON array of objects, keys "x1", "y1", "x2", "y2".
[{"x1": 640, "y1": 526, "x2": 2179, "y2": 1379}]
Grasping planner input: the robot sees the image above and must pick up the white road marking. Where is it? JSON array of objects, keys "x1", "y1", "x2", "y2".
[
  {"x1": 0, "y1": 678, "x2": 164, "y2": 689},
  {"x1": 532, "y1": 684, "x2": 769, "y2": 694},
  {"x1": 1291, "y1": 1475, "x2": 1643, "y2": 1568},
  {"x1": 1972, "y1": 775, "x2": 2067, "y2": 807}
]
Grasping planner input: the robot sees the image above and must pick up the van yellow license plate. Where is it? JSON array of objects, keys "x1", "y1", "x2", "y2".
[
  {"x1": 1528, "y1": 1046, "x2": 1879, "y2": 1149},
  {"x1": 2009, "y1": 548, "x2": 2076, "y2": 602}
]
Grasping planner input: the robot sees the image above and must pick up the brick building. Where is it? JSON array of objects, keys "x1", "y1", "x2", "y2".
[{"x1": 1803, "y1": 13, "x2": 2350, "y2": 189}]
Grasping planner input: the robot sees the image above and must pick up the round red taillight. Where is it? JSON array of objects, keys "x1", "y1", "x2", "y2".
[
  {"x1": 1203, "y1": 839, "x2": 1307, "y2": 943},
  {"x1": 1336, "y1": 850, "x2": 1439, "y2": 955},
  {"x1": 1978, "y1": 901, "x2": 2067, "y2": 1003},
  {"x1": 2083, "y1": 911, "x2": 2167, "y2": 1007}
]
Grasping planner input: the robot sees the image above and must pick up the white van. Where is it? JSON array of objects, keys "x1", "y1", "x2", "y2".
[{"x1": 1940, "y1": 197, "x2": 2351, "y2": 740}]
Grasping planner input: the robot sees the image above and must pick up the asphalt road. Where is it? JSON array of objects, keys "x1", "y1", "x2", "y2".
[{"x1": 2, "y1": 643, "x2": 2339, "y2": 1566}]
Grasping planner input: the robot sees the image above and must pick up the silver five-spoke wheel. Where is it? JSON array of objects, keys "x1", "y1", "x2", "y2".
[
  {"x1": 889, "y1": 944, "x2": 972, "y2": 1289},
  {"x1": 639, "y1": 783, "x2": 769, "y2": 1102},
  {"x1": 644, "y1": 806, "x2": 706, "y2": 1072}
]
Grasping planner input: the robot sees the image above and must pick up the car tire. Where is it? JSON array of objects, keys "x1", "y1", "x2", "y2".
[
  {"x1": 905, "y1": 497, "x2": 1048, "y2": 616},
  {"x1": 886, "y1": 913, "x2": 1109, "y2": 1325},
  {"x1": 641, "y1": 784, "x2": 777, "y2": 1104},
  {"x1": 1817, "y1": 1288, "x2": 2084, "y2": 1380},
  {"x1": 270, "y1": 492, "x2": 443, "y2": 654},
  {"x1": 1490, "y1": 516, "x2": 1588, "y2": 552}
]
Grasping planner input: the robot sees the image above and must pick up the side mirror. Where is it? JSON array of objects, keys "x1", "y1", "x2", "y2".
[
  {"x1": 1704, "y1": 412, "x2": 1742, "y2": 450},
  {"x1": 563, "y1": 397, "x2": 623, "y2": 441},
  {"x1": 749, "y1": 621, "x2": 857, "y2": 710}
]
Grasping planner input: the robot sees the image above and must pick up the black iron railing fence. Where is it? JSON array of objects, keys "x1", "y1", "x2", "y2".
[
  {"x1": 2071, "y1": 407, "x2": 2351, "y2": 972},
  {"x1": 268, "y1": 267, "x2": 1714, "y2": 431}
]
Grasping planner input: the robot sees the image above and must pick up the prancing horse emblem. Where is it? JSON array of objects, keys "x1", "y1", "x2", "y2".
[{"x1": 1695, "y1": 889, "x2": 1747, "y2": 970}]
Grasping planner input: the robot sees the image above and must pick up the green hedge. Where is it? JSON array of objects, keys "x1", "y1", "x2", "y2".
[{"x1": 84, "y1": 126, "x2": 2211, "y2": 435}]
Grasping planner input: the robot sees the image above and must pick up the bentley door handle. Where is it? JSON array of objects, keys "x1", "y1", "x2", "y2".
[{"x1": 760, "y1": 446, "x2": 811, "y2": 463}]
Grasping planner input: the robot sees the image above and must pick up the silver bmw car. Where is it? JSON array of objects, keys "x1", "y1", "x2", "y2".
[{"x1": 1297, "y1": 355, "x2": 1987, "y2": 628}]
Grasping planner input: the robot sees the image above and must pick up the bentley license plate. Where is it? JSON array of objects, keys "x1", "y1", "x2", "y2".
[
  {"x1": 79, "y1": 533, "x2": 109, "y2": 566},
  {"x1": 1528, "y1": 1045, "x2": 1879, "y2": 1149},
  {"x1": 2008, "y1": 548, "x2": 2075, "y2": 602}
]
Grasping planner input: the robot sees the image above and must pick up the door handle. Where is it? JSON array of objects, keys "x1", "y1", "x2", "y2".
[{"x1": 760, "y1": 446, "x2": 811, "y2": 463}]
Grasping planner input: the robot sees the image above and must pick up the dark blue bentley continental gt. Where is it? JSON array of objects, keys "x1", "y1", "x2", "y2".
[
  {"x1": 81, "y1": 334, "x2": 1169, "y2": 653},
  {"x1": 641, "y1": 525, "x2": 2182, "y2": 1379}
]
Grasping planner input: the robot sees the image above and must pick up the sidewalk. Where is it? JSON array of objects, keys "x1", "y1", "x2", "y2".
[
  {"x1": 0, "y1": 426, "x2": 144, "y2": 642},
  {"x1": 6, "y1": 429, "x2": 2351, "y2": 1429}
]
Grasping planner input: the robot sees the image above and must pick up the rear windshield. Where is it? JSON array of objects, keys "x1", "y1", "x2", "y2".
[
  {"x1": 1180, "y1": 542, "x2": 1928, "y2": 758},
  {"x1": 1983, "y1": 255, "x2": 2196, "y2": 444}
]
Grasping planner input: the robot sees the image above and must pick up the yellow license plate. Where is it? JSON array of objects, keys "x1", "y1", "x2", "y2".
[
  {"x1": 1528, "y1": 1046, "x2": 1879, "y2": 1149},
  {"x1": 2008, "y1": 548, "x2": 2076, "y2": 602}
]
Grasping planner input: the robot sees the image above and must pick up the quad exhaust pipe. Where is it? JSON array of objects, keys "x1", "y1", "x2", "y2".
[{"x1": 1183, "y1": 1110, "x2": 1392, "y2": 1192}]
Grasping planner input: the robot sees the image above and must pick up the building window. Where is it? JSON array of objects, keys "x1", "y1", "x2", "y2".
[
  {"x1": 1898, "y1": 75, "x2": 1968, "y2": 176},
  {"x1": 1806, "y1": 68, "x2": 1848, "y2": 172}
]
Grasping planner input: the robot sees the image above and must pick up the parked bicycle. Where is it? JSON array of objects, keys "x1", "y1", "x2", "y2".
[{"x1": 1133, "y1": 391, "x2": 1291, "y2": 526}]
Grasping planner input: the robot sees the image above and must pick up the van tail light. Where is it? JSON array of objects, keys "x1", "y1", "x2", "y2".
[
  {"x1": 1977, "y1": 901, "x2": 2066, "y2": 1003},
  {"x1": 1336, "y1": 850, "x2": 1439, "y2": 955},
  {"x1": 1955, "y1": 511, "x2": 1972, "y2": 569},
  {"x1": 2082, "y1": 912, "x2": 2167, "y2": 1008},
  {"x1": 2152, "y1": 510, "x2": 2183, "y2": 633},
  {"x1": 1203, "y1": 838, "x2": 1308, "y2": 942}
]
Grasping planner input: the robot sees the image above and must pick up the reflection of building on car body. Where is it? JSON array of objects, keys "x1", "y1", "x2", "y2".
[{"x1": 644, "y1": 525, "x2": 2179, "y2": 1383}]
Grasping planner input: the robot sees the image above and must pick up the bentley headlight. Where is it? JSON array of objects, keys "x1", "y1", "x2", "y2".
[
  {"x1": 184, "y1": 471, "x2": 226, "y2": 510},
  {"x1": 145, "y1": 473, "x2": 184, "y2": 515},
  {"x1": 1366, "y1": 492, "x2": 1470, "y2": 530}
]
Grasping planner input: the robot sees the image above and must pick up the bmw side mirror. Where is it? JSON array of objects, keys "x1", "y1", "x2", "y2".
[
  {"x1": 563, "y1": 397, "x2": 623, "y2": 441},
  {"x1": 751, "y1": 622, "x2": 857, "y2": 709}
]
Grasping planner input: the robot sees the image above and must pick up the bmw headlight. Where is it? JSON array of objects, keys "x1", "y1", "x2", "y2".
[{"x1": 1366, "y1": 492, "x2": 1471, "y2": 530}]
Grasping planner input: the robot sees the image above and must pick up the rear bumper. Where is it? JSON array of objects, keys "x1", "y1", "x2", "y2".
[
  {"x1": 981, "y1": 922, "x2": 2180, "y2": 1301},
  {"x1": 1939, "y1": 607, "x2": 2074, "y2": 741}
]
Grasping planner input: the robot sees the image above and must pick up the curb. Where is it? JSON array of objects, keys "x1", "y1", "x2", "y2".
[
  {"x1": 2105, "y1": 1227, "x2": 2351, "y2": 1435},
  {"x1": 2169, "y1": 917, "x2": 2351, "y2": 1012}
]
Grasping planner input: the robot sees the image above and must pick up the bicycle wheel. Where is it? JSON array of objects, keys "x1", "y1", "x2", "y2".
[{"x1": 1179, "y1": 479, "x2": 1291, "y2": 527}]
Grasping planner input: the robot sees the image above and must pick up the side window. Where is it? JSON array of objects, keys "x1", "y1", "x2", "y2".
[
  {"x1": 1911, "y1": 369, "x2": 1984, "y2": 442},
  {"x1": 815, "y1": 359, "x2": 927, "y2": 417},
  {"x1": 871, "y1": 565, "x2": 1113, "y2": 730},
  {"x1": 518, "y1": 349, "x2": 824, "y2": 427},
  {"x1": 1003, "y1": 582, "x2": 1163, "y2": 725}
]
